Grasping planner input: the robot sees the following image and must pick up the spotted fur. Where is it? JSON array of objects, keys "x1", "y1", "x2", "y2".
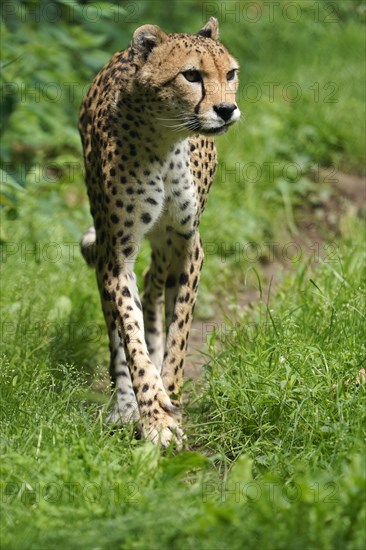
[{"x1": 79, "y1": 17, "x2": 240, "y2": 447}]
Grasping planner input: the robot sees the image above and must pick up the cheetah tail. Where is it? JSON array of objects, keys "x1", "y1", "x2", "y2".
[{"x1": 80, "y1": 227, "x2": 97, "y2": 267}]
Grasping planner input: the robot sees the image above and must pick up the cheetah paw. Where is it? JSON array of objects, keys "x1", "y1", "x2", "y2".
[{"x1": 140, "y1": 399, "x2": 185, "y2": 449}]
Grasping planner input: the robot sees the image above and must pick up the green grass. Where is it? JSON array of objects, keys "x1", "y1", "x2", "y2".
[
  {"x1": 194, "y1": 218, "x2": 366, "y2": 468},
  {"x1": 1, "y1": 1, "x2": 365, "y2": 548},
  {"x1": 1, "y1": 217, "x2": 365, "y2": 549}
]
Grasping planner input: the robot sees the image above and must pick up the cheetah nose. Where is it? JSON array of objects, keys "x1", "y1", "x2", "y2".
[{"x1": 213, "y1": 103, "x2": 237, "y2": 122}]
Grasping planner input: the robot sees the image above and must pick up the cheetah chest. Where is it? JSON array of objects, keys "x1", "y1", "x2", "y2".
[{"x1": 159, "y1": 142, "x2": 198, "y2": 234}]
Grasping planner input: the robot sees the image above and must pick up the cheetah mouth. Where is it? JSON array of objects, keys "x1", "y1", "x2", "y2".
[
  {"x1": 196, "y1": 124, "x2": 229, "y2": 136},
  {"x1": 182, "y1": 118, "x2": 237, "y2": 137},
  {"x1": 196, "y1": 118, "x2": 239, "y2": 136}
]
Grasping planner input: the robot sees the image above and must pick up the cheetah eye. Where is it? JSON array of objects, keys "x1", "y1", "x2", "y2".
[
  {"x1": 182, "y1": 70, "x2": 202, "y2": 83},
  {"x1": 226, "y1": 69, "x2": 237, "y2": 82}
]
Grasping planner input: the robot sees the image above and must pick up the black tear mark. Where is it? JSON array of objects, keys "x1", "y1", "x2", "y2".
[{"x1": 194, "y1": 80, "x2": 206, "y2": 114}]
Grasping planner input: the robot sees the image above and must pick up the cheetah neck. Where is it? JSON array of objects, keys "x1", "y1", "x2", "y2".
[{"x1": 114, "y1": 89, "x2": 192, "y2": 159}]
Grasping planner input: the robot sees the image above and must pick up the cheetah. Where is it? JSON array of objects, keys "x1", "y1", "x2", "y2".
[{"x1": 79, "y1": 17, "x2": 240, "y2": 447}]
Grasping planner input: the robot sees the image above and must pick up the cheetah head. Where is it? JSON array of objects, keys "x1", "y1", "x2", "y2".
[{"x1": 130, "y1": 17, "x2": 240, "y2": 136}]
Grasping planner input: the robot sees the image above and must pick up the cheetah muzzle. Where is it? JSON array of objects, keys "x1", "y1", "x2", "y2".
[{"x1": 79, "y1": 17, "x2": 240, "y2": 448}]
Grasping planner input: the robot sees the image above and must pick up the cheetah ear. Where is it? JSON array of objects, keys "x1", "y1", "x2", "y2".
[
  {"x1": 131, "y1": 25, "x2": 167, "y2": 59},
  {"x1": 197, "y1": 17, "x2": 219, "y2": 40}
]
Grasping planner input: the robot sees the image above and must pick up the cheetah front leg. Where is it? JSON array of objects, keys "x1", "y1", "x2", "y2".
[
  {"x1": 97, "y1": 251, "x2": 184, "y2": 448},
  {"x1": 162, "y1": 231, "x2": 204, "y2": 403}
]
